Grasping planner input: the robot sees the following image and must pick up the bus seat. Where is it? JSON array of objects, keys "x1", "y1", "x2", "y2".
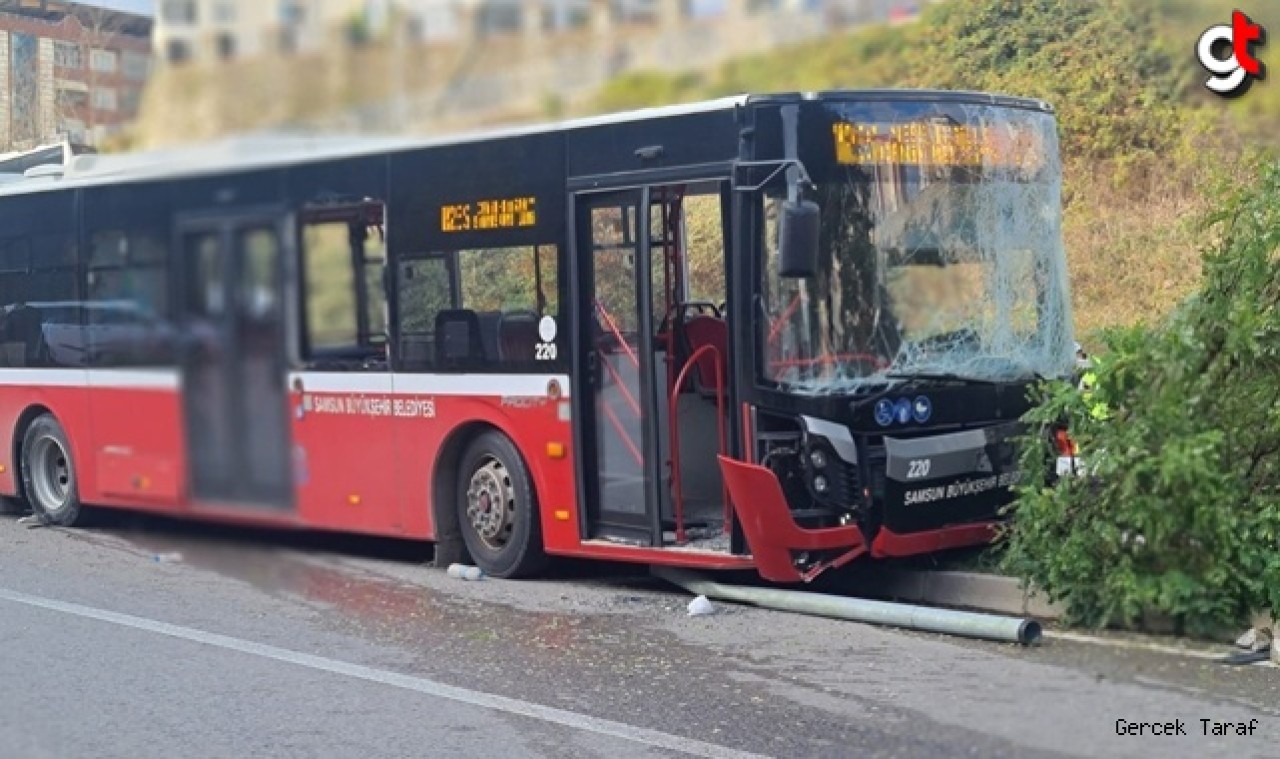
[
  {"x1": 6, "y1": 306, "x2": 44, "y2": 367},
  {"x1": 498, "y1": 311, "x2": 539, "y2": 362},
  {"x1": 683, "y1": 314, "x2": 728, "y2": 397},
  {"x1": 0, "y1": 343, "x2": 22, "y2": 366},
  {"x1": 476, "y1": 310, "x2": 503, "y2": 362},
  {"x1": 398, "y1": 335, "x2": 434, "y2": 370},
  {"x1": 434, "y1": 309, "x2": 484, "y2": 366}
]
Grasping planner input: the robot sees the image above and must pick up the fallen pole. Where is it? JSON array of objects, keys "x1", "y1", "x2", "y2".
[{"x1": 654, "y1": 567, "x2": 1042, "y2": 646}]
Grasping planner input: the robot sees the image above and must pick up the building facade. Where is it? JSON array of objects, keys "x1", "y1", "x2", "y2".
[
  {"x1": 151, "y1": 1, "x2": 917, "y2": 68},
  {"x1": 155, "y1": 0, "x2": 378, "y2": 65},
  {"x1": 0, "y1": 1, "x2": 152, "y2": 152},
  {"x1": 152, "y1": 1, "x2": 688, "y2": 66}
]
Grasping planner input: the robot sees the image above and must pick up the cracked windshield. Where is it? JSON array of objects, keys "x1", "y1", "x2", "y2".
[{"x1": 763, "y1": 102, "x2": 1074, "y2": 393}]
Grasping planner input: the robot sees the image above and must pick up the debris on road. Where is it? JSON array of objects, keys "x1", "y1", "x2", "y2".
[
  {"x1": 16, "y1": 515, "x2": 45, "y2": 529},
  {"x1": 1217, "y1": 646, "x2": 1271, "y2": 666},
  {"x1": 687, "y1": 595, "x2": 715, "y2": 616},
  {"x1": 446, "y1": 563, "x2": 484, "y2": 581},
  {"x1": 152, "y1": 552, "x2": 183, "y2": 564},
  {"x1": 1235, "y1": 626, "x2": 1272, "y2": 652}
]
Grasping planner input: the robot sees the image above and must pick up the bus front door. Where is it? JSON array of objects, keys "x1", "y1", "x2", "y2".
[
  {"x1": 177, "y1": 215, "x2": 293, "y2": 509},
  {"x1": 574, "y1": 189, "x2": 663, "y2": 545}
]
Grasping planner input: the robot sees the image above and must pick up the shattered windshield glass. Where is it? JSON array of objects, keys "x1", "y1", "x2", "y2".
[{"x1": 761, "y1": 100, "x2": 1075, "y2": 394}]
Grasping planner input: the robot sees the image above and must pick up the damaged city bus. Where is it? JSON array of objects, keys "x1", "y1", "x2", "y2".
[
  {"x1": 735, "y1": 93, "x2": 1075, "y2": 580},
  {"x1": 0, "y1": 91, "x2": 1073, "y2": 583}
]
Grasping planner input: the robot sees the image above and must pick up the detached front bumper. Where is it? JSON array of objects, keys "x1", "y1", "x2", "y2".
[
  {"x1": 718, "y1": 421, "x2": 1023, "y2": 581},
  {"x1": 718, "y1": 455, "x2": 866, "y2": 583}
]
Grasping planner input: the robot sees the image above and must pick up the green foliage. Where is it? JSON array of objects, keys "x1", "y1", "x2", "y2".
[
  {"x1": 541, "y1": 92, "x2": 566, "y2": 120},
  {"x1": 458, "y1": 246, "x2": 558, "y2": 315},
  {"x1": 592, "y1": 21, "x2": 916, "y2": 111},
  {"x1": 682, "y1": 194, "x2": 728, "y2": 306},
  {"x1": 915, "y1": 0, "x2": 1192, "y2": 171},
  {"x1": 399, "y1": 258, "x2": 452, "y2": 334},
  {"x1": 594, "y1": 71, "x2": 706, "y2": 112},
  {"x1": 1003, "y1": 159, "x2": 1280, "y2": 632}
]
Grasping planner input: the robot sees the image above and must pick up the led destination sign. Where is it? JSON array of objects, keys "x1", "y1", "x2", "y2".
[
  {"x1": 832, "y1": 121, "x2": 1044, "y2": 169},
  {"x1": 441, "y1": 196, "x2": 538, "y2": 233}
]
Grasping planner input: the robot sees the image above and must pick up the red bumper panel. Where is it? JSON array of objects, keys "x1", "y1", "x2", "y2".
[
  {"x1": 870, "y1": 522, "x2": 998, "y2": 558},
  {"x1": 717, "y1": 455, "x2": 866, "y2": 583}
]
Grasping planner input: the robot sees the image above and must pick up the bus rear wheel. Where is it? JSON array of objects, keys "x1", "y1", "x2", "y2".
[
  {"x1": 456, "y1": 430, "x2": 547, "y2": 578},
  {"x1": 20, "y1": 414, "x2": 82, "y2": 527}
]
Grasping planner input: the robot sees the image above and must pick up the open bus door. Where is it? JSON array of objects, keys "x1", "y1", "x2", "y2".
[
  {"x1": 175, "y1": 211, "x2": 294, "y2": 509},
  {"x1": 574, "y1": 189, "x2": 664, "y2": 545},
  {"x1": 574, "y1": 183, "x2": 734, "y2": 550}
]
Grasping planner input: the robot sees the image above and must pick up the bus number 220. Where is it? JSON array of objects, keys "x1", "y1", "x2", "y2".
[{"x1": 536, "y1": 342, "x2": 557, "y2": 361}]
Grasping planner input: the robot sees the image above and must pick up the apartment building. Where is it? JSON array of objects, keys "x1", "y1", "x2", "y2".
[
  {"x1": 152, "y1": 1, "x2": 683, "y2": 65},
  {"x1": 155, "y1": 0, "x2": 383, "y2": 64},
  {"x1": 0, "y1": 1, "x2": 152, "y2": 151}
]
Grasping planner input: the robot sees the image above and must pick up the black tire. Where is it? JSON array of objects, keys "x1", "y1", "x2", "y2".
[
  {"x1": 20, "y1": 414, "x2": 82, "y2": 527},
  {"x1": 456, "y1": 430, "x2": 547, "y2": 578}
]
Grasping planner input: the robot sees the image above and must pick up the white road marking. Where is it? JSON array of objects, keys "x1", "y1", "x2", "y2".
[{"x1": 0, "y1": 587, "x2": 761, "y2": 759}]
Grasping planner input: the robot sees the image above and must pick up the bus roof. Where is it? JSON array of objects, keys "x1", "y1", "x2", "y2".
[{"x1": 0, "y1": 90, "x2": 1050, "y2": 198}]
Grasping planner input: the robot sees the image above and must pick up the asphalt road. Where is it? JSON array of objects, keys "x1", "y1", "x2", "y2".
[{"x1": 0, "y1": 511, "x2": 1276, "y2": 759}]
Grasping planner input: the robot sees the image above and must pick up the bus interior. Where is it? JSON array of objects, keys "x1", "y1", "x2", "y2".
[{"x1": 586, "y1": 180, "x2": 734, "y2": 551}]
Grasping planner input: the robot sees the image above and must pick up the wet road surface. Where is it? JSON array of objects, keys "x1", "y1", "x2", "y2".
[{"x1": 0, "y1": 511, "x2": 1275, "y2": 758}]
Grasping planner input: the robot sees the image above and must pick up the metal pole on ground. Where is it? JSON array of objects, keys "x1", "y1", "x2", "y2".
[{"x1": 655, "y1": 567, "x2": 1043, "y2": 646}]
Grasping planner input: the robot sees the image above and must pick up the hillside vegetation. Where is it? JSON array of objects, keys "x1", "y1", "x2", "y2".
[
  {"x1": 1007, "y1": 157, "x2": 1280, "y2": 634},
  {"x1": 591, "y1": 0, "x2": 1275, "y2": 342}
]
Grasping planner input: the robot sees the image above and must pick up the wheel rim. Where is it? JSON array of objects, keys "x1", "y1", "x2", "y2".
[
  {"x1": 29, "y1": 434, "x2": 71, "y2": 513},
  {"x1": 465, "y1": 455, "x2": 515, "y2": 551}
]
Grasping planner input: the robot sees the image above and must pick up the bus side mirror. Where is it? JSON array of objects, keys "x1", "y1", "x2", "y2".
[{"x1": 778, "y1": 200, "x2": 820, "y2": 278}]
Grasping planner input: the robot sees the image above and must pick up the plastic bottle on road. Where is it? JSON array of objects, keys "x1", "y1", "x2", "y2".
[{"x1": 447, "y1": 563, "x2": 484, "y2": 581}]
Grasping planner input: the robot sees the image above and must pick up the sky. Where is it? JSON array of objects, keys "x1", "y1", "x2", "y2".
[{"x1": 84, "y1": 0, "x2": 153, "y2": 16}]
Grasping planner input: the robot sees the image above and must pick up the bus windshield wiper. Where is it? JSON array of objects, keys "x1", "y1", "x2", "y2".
[
  {"x1": 884, "y1": 371, "x2": 1000, "y2": 385},
  {"x1": 885, "y1": 369, "x2": 1046, "y2": 385}
]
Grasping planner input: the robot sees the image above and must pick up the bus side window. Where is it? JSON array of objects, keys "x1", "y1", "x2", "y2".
[
  {"x1": 396, "y1": 256, "x2": 452, "y2": 371},
  {"x1": 454, "y1": 245, "x2": 561, "y2": 368},
  {"x1": 681, "y1": 193, "x2": 727, "y2": 310},
  {"x1": 86, "y1": 229, "x2": 172, "y2": 367},
  {"x1": 0, "y1": 229, "x2": 78, "y2": 369},
  {"x1": 300, "y1": 216, "x2": 387, "y2": 370}
]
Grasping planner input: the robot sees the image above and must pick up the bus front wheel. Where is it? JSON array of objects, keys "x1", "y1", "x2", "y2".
[
  {"x1": 20, "y1": 414, "x2": 82, "y2": 527},
  {"x1": 456, "y1": 430, "x2": 547, "y2": 578}
]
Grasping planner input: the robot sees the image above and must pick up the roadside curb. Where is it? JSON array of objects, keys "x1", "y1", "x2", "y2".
[
  {"x1": 846, "y1": 568, "x2": 1065, "y2": 621},
  {"x1": 848, "y1": 571, "x2": 1276, "y2": 658}
]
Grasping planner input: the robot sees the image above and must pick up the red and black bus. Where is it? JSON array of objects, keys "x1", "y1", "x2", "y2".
[{"x1": 0, "y1": 91, "x2": 1075, "y2": 581}]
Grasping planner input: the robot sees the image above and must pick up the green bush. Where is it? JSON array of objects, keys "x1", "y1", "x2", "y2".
[
  {"x1": 916, "y1": 0, "x2": 1191, "y2": 170},
  {"x1": 593, "y1": 71, "x2": 706, "y2": 112},
  {"x1": 1003, "y1": 159, "x2": 1280, "y2": 633}
]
